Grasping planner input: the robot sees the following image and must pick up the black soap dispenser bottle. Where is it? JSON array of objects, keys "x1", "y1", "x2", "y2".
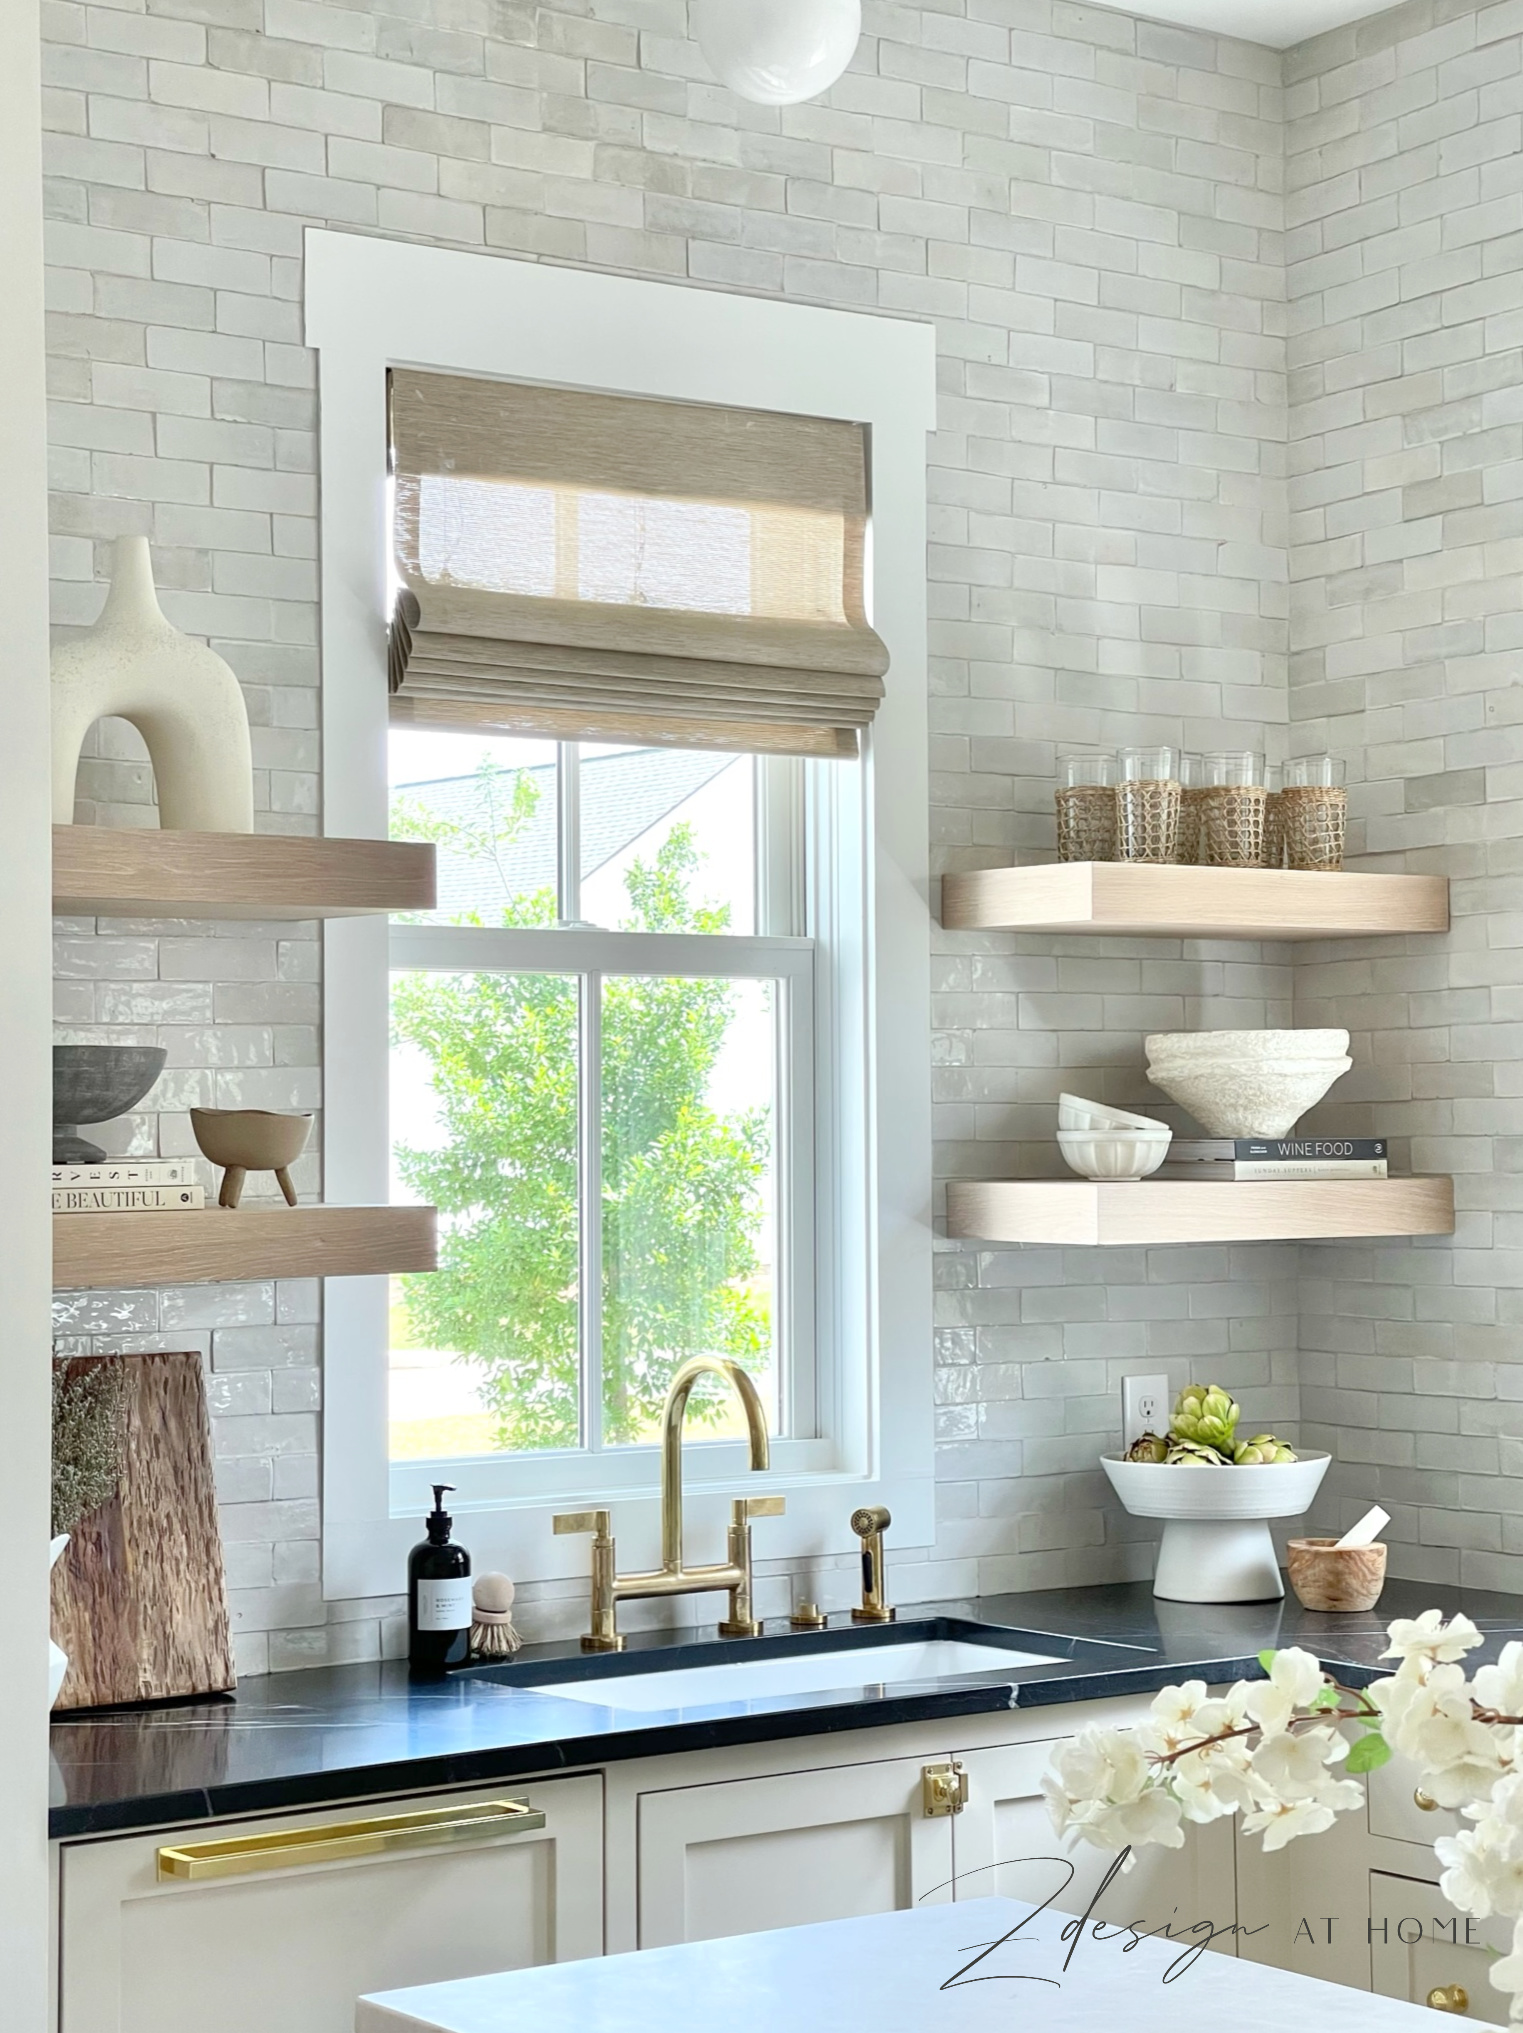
[{"x1": 408, "y1": 1484, "x2": 472, "y2": 1679}]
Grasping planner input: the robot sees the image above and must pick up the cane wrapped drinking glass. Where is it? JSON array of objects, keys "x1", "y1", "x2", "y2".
[
  {"x1": 1115, "y1": 747, "x2": 1182, "y2": 864},
  {"x1": 1055, "y1": 752, "x2": 1117, "y2": 862},
  {"x1": 1200, "y1": 751, "x2": 1267, "y2": 869},
  {"x1": 1282, "y1": 755, "x2": 1346, "y2": 871}
]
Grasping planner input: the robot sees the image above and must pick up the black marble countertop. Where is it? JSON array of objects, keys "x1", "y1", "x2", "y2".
[{"x1": 49, "y1": 1574, "x2": 1523, "y2": 1841}]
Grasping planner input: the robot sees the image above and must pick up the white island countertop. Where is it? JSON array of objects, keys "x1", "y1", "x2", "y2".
[{"x1": 356, "y1": 1896, "x2": 1479, "y2": 2033}]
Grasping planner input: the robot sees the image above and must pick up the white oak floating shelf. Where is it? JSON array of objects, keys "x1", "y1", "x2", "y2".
[
  {"x1": 940, "y1": 861, "x2": 1449, "y2": 940},
  {"x1": 945, "y1": 1177, "x2": 1455, "y2": 1248},
  {"x1": 53, "y1": 1205, "x2": 438, "y2": 1291},
  {"x1": 54, "y1": 825, "x2": 437, "y2": 921}
]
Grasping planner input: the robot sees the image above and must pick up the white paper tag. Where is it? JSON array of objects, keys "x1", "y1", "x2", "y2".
[{"x1": 416, "y1": 1576, "x2": 472, "y2": 1632}]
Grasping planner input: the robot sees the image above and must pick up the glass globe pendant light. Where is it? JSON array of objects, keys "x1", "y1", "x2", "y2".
[{"x1": 693, "y1": 0, "x2": 862, "y2": 105}]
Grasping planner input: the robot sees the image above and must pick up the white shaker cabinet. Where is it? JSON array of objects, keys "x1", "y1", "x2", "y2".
[
  {"x1": 635, "y1": 1752, "x2": 955, "y2": 1947},
  {"x1": 628, "y1": 1700, "x2": 1231, "y2": 1955},
  {"x1": 1370, "y1": 1870, "x2": 1508, "y2": 2026},
  {"x1": 1238, "y1": 1750, "x2": 1502, "y2": 2000},
  {"x1": 950, "y1": 1741, "x2": 1237, "y2": 1950},
  {"x1": 57, "y1": 1773, "x2": 603, "y2": 2033}
]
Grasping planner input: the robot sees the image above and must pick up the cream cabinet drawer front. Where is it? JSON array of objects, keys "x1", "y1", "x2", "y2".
[
  {"x1": 1367, "y1": 1752, "x2": 1463, "y2": 1849},
  {"x1": 951, "y1": 1739, "x2": 1236, "y2": 1954},
  {"x1": 59, "y1": 1773, "x2": 604, "y2": 2033},
  {"x1": 636, "y1": 1754, "x2": 954, "y2": 1949},
  {"x1": 1370, "y1": 1871, "x2": 1509, "y2": 2026}
]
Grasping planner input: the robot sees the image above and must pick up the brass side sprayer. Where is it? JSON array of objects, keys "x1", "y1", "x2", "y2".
[{"x1": 850, "y1": 1505, "x2": 894, "y2": 1623}]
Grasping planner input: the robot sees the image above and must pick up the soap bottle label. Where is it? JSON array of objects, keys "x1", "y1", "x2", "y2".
[{"x1": 416, "y1": 1577, "x2": 472, "y2": 1632}]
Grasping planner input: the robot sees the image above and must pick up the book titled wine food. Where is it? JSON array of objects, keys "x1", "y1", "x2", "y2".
[{"x1": 1160, "y1": 1136, "x2": 1388, "y2": 1181}]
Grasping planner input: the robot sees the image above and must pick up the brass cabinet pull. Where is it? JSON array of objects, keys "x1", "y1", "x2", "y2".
[
  {"x1": 1426, "y1": 1984, "x2": 1469, "y2": 2013},
  {"x1": 1414, "y1": 1788, "x2": 1440, "y2": 1812},
  {"x1": 922, "y1": 1760, "x2": 968, "y2": 1817},
  {"x1": 158, "y1": 1798, "x2": 546, "y2": 1882}
]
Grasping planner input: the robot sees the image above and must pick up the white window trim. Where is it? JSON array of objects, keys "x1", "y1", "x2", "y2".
[{"x1": 305, "y1": 229, "x2": 937, "y2": 1602}]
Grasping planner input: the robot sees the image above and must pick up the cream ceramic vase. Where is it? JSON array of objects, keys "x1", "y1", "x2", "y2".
[
  {"x1": 50, "y1": 534, "x2": 254, "y2": 831},
  {"x1": 48, "y1": 1534, "x2": 70, "y2": 1707}
]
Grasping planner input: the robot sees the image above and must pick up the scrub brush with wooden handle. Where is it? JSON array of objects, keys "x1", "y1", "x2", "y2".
[{"x1": 470, "y1": 1572, "x2": 522, "y2": 1658}]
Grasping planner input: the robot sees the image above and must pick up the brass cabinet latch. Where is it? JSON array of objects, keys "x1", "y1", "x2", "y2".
[{"x1": 922, "y1": 1760, "x2": 968, "y2": 1817}]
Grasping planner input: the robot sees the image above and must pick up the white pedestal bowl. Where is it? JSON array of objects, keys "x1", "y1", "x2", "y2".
[{"x1": 1101, "y1": 1451, "x2": 1330, "y2": 1603}]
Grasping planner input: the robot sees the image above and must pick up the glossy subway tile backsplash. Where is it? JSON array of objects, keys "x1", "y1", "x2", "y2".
[{"x1": 44, "y1": 0, "x2": 1523, "y2": 1667}]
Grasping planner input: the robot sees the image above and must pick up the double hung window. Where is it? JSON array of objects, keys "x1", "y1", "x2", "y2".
[
  {"x1": 309, "y1": 239, "x2": 935, "y2": 1593},
  {"x1": 378, "y1": 368, "x2": 886, "y2": 1505},
  {"x1": 386, "y1": 730, "x2": 816, "y2": 1501}
]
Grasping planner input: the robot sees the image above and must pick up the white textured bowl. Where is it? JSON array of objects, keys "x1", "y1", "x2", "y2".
[
  {"x1": 1058, "y1": 1093, "x2": 1170, "y2": 1134},
  {"x1": 1145, "y1": 1029, "x2": 1350, "y2": 1064},
  {"x1": 1145, "y1": 1054, "x2": 1352, "y2": 1137},
  {"x1": 1057, "y1": 1127, "x2": 1172, "y2": 1180},
  {"x1": 1102, "y1": 1451, "x2": 1330, "y2": 1521}
]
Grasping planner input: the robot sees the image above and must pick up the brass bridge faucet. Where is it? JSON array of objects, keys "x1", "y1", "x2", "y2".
[{"x1": 554, "y1": 1356, "x2": 784, "y2": 1653}]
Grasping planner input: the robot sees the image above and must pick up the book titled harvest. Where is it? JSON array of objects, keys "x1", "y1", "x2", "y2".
[
  {"x1": 1167, "y1": 1137, "x2": 1388, "y2": 1162},
  {"x1": 53, "y1": 1185, "x2": 206, "y2": 1212},
  {"x1": 51, "y1": 1159, "x2": 196, "y2": 1187}
]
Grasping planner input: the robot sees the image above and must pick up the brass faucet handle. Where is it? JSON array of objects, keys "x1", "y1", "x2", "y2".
[
  {"x1": 733, "y1": 1494, "x2": 786, "y2": 1522},
  {"x1": 555, "y1": 1510, "x2": 623, "y2": 1653}
]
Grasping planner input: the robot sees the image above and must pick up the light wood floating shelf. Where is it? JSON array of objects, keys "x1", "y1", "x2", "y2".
[
  {"x1": 945, "y1": 1176, "x2": 1455, "y2": 1247},
  {"x1": 940, "y1": 862, "x2": 1449, "y2": 940},
  {"x1": 53, "y1": 1205, "x2": 437, "y2": 1290},
  {"x1": 54, "y1": 826, "x2": 436, "y2": 920}
]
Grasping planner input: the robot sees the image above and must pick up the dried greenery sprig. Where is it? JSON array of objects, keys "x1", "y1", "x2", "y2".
[{"x1": 51, "y1": 1358, "x2": 128, "y2": 1538}]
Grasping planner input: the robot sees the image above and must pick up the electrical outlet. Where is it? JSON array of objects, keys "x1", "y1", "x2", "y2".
[{"x1": 1122, "y1": 1374, "x2": 1170, "y2": 1448}]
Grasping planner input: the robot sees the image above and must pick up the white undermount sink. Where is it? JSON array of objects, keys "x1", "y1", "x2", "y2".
[{"x1": 536, "y1": 1639, "x2": 1062, "y2": 1714}]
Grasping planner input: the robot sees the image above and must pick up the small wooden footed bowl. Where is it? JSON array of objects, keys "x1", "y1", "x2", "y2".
[
  {"x1": 1287, "y1": 1536, "x2": 1387, "y2": 1613},
  {"x1": 190, "y1": 1108, "x2": 312, "y2": 1209}
]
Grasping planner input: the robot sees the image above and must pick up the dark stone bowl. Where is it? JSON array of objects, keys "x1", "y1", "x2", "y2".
[{"x1": 53, "y1": 1046, "x2": 167, "y2": 1164}]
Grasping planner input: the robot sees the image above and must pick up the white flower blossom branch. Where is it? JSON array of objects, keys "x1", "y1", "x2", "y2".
[{"x1": 1043, "y1": 1610, "x2": 1523, "y2": 2024}]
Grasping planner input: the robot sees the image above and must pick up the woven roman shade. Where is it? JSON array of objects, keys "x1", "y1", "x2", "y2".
[{"x1": 387, "y1": 369, "x2": 889, "y2": 758}]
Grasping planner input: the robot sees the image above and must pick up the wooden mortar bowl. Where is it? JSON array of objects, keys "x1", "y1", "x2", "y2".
[{"x1": 1286, "y1": 1536, "x2": 1387, "y2": 1613}]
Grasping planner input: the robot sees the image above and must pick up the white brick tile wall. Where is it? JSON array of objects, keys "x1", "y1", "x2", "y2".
[
  {"x1": 1288, "y1": 0, "x2": 1523, "y2": 1591},
  {"x1": 45, "y1": 0, "x2": 1520, "y2": 1671}
]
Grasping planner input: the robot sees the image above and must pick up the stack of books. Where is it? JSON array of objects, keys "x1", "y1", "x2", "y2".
[
  {"x1": 52, "y1": 1159, "x2": 205, "y2": 1212},
  {"x1": 1158, "y1": 1136, "x2": 1388, "y2": 1181}
]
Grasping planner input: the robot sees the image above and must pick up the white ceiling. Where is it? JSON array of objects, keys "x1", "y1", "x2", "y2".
[{"x1": 1095, "y1": 0, "x2": 1395, "y2": 49}]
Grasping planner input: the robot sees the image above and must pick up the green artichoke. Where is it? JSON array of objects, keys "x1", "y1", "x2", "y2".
[
  {"x1": 1233, "y1": 1433, "x2": 1299, "y2": 1465},
  {"x1": 1123, "y1": 1431, "x2": 1169, "y2": 1463},
  {"x1": 1165, "y1": 1439, "x2": 1231, "y2": 1467},
  {"x1": 1169, "y1": 1382, "x2": 1240, "y2": 1453}
]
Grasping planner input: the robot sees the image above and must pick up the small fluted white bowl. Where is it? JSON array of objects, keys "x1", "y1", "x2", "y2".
[
  {"x1": 1145, "y1": 1028, "x2": 1350, "y2": 1064},
  {"x1": 1058, "y1": 1092, "x2": 1171, "y2": 1134},
  {"x1": 1145, "y1": 1053, "x2": 1352, "y2": 1138},
  {"x1": 1057, "y1": 1126, "x2": 1172, "y2": 1181}
]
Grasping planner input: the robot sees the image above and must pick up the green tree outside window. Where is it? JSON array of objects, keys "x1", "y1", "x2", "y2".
[{"x1": 391, "y1": 761, "x2": 772, "y2": 1452}]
